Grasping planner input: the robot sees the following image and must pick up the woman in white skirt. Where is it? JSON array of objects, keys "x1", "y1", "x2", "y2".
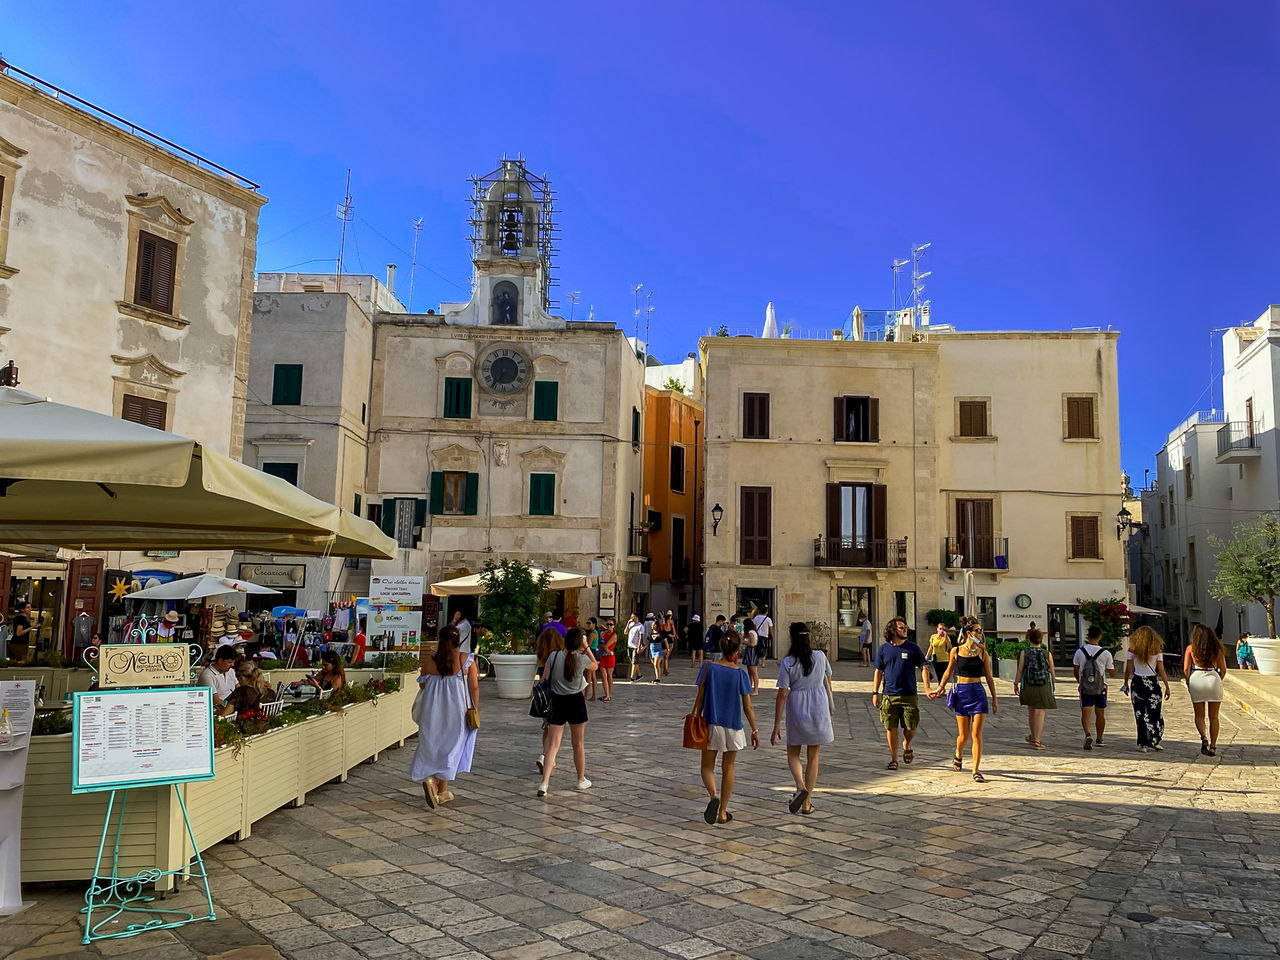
[
  {"x1": 1183, "y1": 622, "x2": 1227, "y2": 756},
  {"x1": 408, "y1": 626, "x2": 478, "y2": 807},
  {"x1": 770, "y1": 622, "x2": 834, "y2": 815},
  {"x1": 691, "y1": 628, "x2": 758, "y2": 825}
]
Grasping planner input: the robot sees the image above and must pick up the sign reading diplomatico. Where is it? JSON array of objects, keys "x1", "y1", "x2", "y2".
[{"x1": 100, "y1": 644, "x2": 191, "y2": 687}]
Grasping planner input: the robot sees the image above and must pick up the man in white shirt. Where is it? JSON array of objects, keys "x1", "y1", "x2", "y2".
[
  {"x1": 451, "y1": 610, "x2": 473, "y2": 653},
  {"x1": 753, "y1": 607, "x2": 774, "y2": 661},
  {"x1": 198, "y1": 645, "x2": 239, "y2": 710},
  {"x1": 1072, "y1": 625, "x2": 1116, "y2": 750},
  {"x1": 625, "y1": 614, "x2": 645, "y2": 681}
]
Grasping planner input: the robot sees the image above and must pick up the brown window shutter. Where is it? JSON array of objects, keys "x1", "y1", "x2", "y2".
[
  {"x1": 0, "y1": 174, "x2": 5, "y2": 220},
  {"x1": 740, "y1": 486, "x2": 771, "y2": 565},
  {"x1": 743, "y1": 393, "x2": 769, "y2": 439},
  {"x1": 1084, "y1": 517, "x2": 1098, "y2": 558},
  {"x1": 871, "y1": 484, "x2": 887, "y2": 542},
  {"x1": 759, "y1": 394, "x2": 770, "y2": 438},
  {"x1": 1066, "y1": 397, "x2": 1094, "y2": 438},
  {"x1": 959, "y1": 401, "x2": 986, "y2": 437},
  {"x1": 974, "y1": 499, "x2": 993, "y2": 539},
  {"x1": 153, "y1": 235, "x2": 178, "y2": 313},
  {"x1": 740, "y1": 487, "x2": 756, "y2": 564},
  {"x1": 868, "y1": 397, "x2": 880, "y2": 442},
  {"x1": 121, "y1": 394, "x2": 167, "y2": 430},
  {"x1": 757, "y1": 487, "x2": 771, "y2": 565},
  {"x1": 743, "y1": 395, "x2": 754, "y2": 438},
  {"x1": 826, "y1": 483, "x2": 842, "y2": 541},
  {"x1": 135, "y1": 233, "x2": 157, "y2": 307},
  {"x1": 833, "y1": 397, "x2": 846, "y2": 441}
]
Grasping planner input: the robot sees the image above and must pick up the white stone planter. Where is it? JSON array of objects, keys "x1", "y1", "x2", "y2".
[
  {"x1": 1251, "y1": 637, "x2": 1280, "y2": 675},
  {"x1": 491, "y1": 653, "x2": 539, "y2": 699}
]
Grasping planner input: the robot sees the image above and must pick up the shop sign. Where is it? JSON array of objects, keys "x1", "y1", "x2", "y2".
[
  {"x1": 368, "y1": 607, "x2": 421, "y2": 649},
  {"x1": 145, "y1": 550, "x2": 181, "y2": 559},
  {"x1": 598, "y1": 582, "x2": 618, "y2": 617},
  {"x1": 238, "y1": 563, "x2": 305, "y2": 588},
  {"x1": 78, "y1": 574, "x2": 97, "y2": 589},
  {"x1": 369, "y1": 575, "x2": 424, "y2": 606},
  {"x1": 99, "y1": 644, "x2": 191, "y2": 687}
]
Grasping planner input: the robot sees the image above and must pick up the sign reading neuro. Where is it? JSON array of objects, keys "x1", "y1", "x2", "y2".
[{"x1": 99, "y1": 644, "x2": 191, "y2": 687}]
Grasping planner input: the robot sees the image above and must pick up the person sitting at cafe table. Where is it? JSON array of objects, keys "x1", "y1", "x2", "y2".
[
  {"x1": 289, "y1": 649, "x2": 346, "y2": 695},
  {"x1": 217, "y1": 660, "x2": 278, "y2": 717},
  {"x1": 198, "y1": 645, "x2": 239, "y2": 710}
]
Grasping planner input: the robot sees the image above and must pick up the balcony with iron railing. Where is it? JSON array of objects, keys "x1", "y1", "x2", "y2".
[
  {"x1": 1217, "y1": 421, "x2": 1262, "y2": 463},
  {"x1": 944, "y1": 537, "x2": 1010, "y2": 570},
  {"x1": 629, "y1": 526, "x2": 650, "y2": 559},
  {"x1": 813, "y1": 536, "x2": 908, "y2": 569}
]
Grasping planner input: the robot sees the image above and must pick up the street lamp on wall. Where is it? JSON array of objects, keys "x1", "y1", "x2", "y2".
[
  {"x1": 1116, "y1": 504, "x2": 1132, "y2": 540},
  {"x1": 711, "y1": 502, "x2": 724, "y2": 536}
]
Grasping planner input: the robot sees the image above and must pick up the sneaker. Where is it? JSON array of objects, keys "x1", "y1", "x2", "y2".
[
  {"x1": 1153, "y1": 743, "x2": 1164, "y2": 751},
  {"x1": 1083, "y1": 735, "x2": 1093, "y2": 750},
  {"x1": 537, "y1": 783, "x2": 549, "y2": 797},
  {"x1": 536, "y1": 755, "x2": 544, "y2": 775},
  {"x1": 1095, "y1": 738, "x2": 1105, "y2": 747},
  {"x1": 577, "y1": 778, "x2": 592, "y2": 790}
]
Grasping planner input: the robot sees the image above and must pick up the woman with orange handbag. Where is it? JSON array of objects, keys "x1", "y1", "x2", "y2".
[{"x1": 689, "y1": 628, "x2": 758, "y2": 825}]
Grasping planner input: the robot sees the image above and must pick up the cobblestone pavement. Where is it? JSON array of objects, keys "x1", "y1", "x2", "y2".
[{"x1": 6, "y1": 660, "x2": 1280, "y2": 960}]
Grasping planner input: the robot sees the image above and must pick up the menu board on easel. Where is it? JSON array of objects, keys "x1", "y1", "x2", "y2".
[{"x1": 72, "y1": 687, "x2": 214, "y2": 794}]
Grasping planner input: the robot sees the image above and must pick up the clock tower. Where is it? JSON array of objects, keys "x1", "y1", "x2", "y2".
[{"x1": 456, "y1": 157, "x2": 560, "y2": 331}]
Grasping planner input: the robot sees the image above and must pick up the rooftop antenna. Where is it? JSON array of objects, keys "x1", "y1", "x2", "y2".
[
  {"x1": 588, "y1": 304, "x2": 595, "y2": 322},
  {"x1": 890, "y1": 258, "x2": 908, "y2": 342},
  {"x1": 408, "y1": 217, "x2": 423, "y2": 311},
  {"x1": 911, "y1": 242, "x2": 931, "y2": 330},
  {"x1": 632, "y1": 283, "x2": 644, "y2": 343},
  {"x1": 644, "y1": 291, "x2": 655, "y2": 361},
  {"x1": 568, "y1": 290, "x2": 582, "y2": 322},
  {"x1": 335, "y1": 168, "x2": 354, "y2": 287}
]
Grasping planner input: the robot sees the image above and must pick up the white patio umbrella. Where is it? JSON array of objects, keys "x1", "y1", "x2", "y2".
[
  {"x1": 762, "y1": 301, "x2": 779, "y2": 338},
  {"x1": 431, "y1": 565, "x2": 597, "y2": 597},
  {"x1": 0, "y1": 387, "x2": 394, "y2": 558},
  {"x1": 126, "y1": 573, "x2": 281, "y2": 601}
]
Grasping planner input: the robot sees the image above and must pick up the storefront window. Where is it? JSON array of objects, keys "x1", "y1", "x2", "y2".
[
  {"x1": 836, "y1": 586, "x2": 873, "y2": 661},
  {"x1": 9, "y1": 575, "x2": 64, "y2": 659}
]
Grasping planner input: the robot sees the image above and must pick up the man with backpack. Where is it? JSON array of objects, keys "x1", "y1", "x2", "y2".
[{"x1": 1073, "y1": 625, "x2": 1116, "y2": 749}]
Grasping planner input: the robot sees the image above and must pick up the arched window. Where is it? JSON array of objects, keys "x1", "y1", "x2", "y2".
[{"x1": 492, "y1": 280, "x2": 520, "y2": 325}]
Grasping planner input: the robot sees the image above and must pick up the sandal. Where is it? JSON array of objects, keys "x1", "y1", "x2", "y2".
[
  {"x1": 423, "y1": 778, "x2": 439, "y2": 809},
  {"x1": 886, "y1": 759, "x2": 899, "y2": 770},
  {"x1": 600, "y1": 697, "x2": 611, "y2": 702},
  {"x1": 903, "y1": 747, "x2": 914, "y2": 764},
  {"x1": 952, "y1": 755, "x2": 963, "y2": 771},
  {"x1": 704, "y1": 798, "x2": 719, "y2": 825},
  {"x1": 973, "y1": 772, "x2": 986, "y2": 783},
  {"x1": 1030, "y1": 740, "x2": 1046, "y2": 750},
  {"x1": 788, "y1": 789, "x2": 809, "y2": 814},
  {"x1": 800, "y1": 804, "x2": 813, "y2": 815},
  {"x1": 717, "y1": 812, "x2": 734, "y2": 824}
]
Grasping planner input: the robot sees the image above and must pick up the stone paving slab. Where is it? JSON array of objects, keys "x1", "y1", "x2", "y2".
[{"x1": 5, "y1": 660, "x2": 1280, "y2": 960}]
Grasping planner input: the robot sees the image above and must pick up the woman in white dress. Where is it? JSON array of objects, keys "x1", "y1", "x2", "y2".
[
  {"x1": 1183, "y1": 622, "x2": 1227, "y2": 757},
  {"x1": 409, "y1": 626, "x2": 479, "y2": 807},
  {"x1": 770, "y1": 622, "x2": 834, "y2": 815}
]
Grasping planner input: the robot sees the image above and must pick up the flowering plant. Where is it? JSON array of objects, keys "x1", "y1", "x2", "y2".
[{"x1": 1072, "y1": 598, "x2": 1129, "y2": 651}]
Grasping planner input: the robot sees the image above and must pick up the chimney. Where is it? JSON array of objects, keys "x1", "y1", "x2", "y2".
[{"x1": 385, "y1": 263, "x2": 397, "y2": 295}]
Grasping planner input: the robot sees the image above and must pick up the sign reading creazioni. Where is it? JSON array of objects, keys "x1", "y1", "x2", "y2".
[{"x1": 100, "y1": 644, "x2": 191, "y2": 687}]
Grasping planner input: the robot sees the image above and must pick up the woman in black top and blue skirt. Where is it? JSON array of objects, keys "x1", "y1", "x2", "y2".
[{"x1": 930, "y1": 624, "x2": 998, "y2": 782}]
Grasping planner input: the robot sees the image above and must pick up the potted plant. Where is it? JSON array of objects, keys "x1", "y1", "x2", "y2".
[
  {"x1": 479, "y1": 559, "x2": 551, "y2": 698},
  {"x1": 1211, "y1": 515, "x2": 1280, "y2": 675}
]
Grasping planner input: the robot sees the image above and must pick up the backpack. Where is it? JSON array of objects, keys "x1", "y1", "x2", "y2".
[
  {"x1": 1079, "y1": 648, "x2": 1106, "y2": 695},
  {"x1": 1023, "y1": 646, "x2": 1050, "y2": 686}
]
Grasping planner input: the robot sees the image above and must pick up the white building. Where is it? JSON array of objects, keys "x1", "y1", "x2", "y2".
[
  {"x1": 1147, "y1": 305, "x2": 1280, "y2": 646},
  {"x1": 0, "y1": 62, "x2": 264, "y2": 655}
]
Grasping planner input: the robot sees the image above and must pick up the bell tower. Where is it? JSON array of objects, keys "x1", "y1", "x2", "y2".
[{"x1": 467, "y1": 158, "x2": 559, "y2": 326}]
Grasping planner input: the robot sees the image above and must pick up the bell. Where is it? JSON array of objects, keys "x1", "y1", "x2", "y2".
[{"x1": 501, "y1": 211, "x2": 520, "y2": 251}]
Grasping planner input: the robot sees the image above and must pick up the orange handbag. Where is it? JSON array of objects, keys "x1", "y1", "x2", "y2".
[{"x1": 683, "y1": 713, "x2": 709, "y2": 750}]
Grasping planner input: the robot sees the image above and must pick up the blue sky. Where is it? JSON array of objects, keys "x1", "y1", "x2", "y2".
[{"x1": 7, "y1": 2, "x2": 1279, "y2": 482}]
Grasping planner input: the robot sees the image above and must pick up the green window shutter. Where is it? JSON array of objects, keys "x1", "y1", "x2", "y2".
[
  {"x1": 272, "y1": 364, "x2": 303, "y2": 405},
  {"x1": 429, "y1": 473, "x2": 444, "y2": 515},
  {"x1": 464, "y1": 473, "x2": 479, "y2": 516},
  {"x1": 533, "y1": 380, "x2": 559, "y2": 421},
  {"x1": 379, "y1": 499, "x2": 397, "y2": 536},
  {"x1": 530, "y1": 473, "x2": 555, "y2": 516},
  {"x1": 443, "y1": 377, "x2": 472, "y2": 419},
  {"x1": 354, "y1": 492, "x2": 362, "y2": 516}
]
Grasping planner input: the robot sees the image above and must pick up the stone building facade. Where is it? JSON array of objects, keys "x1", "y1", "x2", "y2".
[
  {"x1": 0, "y1": 63, "x2": 264, "y2": 654},
  {"x1": 700, "y1": 329, "x2": 1125, "y2": 661}
]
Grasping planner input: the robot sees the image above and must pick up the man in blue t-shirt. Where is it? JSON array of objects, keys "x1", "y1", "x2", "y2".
[{"x1": 871, "y1": 617, "x2": 933, "y2": 770}]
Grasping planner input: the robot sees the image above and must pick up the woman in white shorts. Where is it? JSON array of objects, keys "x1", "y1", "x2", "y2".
[
  {"x1": 1183, "y1": 622, "x2": 1227, "y2": 757},
  {"x1": 689, "y1": 629, "x2": 758, "y2": 825}
]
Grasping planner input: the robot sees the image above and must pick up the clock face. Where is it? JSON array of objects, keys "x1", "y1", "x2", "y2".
[
  {"x1": 1015, "y1": 593, "x2": 1032, "y2": 610},
  {"x1": 479, "y1": 347, "x2": 530, "y2": 394}
]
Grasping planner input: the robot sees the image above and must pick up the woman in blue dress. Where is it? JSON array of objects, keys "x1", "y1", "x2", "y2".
[
  {"x1": 691, "y1": 628, "x2": 759, "y2": 825},
  {"x1": 409, "y1": 626, "x2": 479, "y2": 808},
  {"x1": 771, "y1": 622, "x2": 835, "y2": 815}
]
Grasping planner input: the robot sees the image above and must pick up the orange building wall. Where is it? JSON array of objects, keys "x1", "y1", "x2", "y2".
[{"x1": 642, "y1": 387, "x2": 704, "y2": 589}]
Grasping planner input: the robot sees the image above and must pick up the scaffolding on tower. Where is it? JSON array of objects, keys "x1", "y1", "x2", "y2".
[{"x1": 466, "y1": 156, "x2": 561, "y2": 312}]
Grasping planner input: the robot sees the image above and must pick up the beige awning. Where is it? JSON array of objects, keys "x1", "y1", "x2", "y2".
[
  {"x1": 0, "y1": 387, "x2": 395, "y2": 559},
  {"x1": 431, "y1": 565, "x2": 597, "y2": 597}
]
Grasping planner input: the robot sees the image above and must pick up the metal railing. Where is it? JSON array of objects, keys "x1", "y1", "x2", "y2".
[
  {"x1": 629, "y1": 527, "x2": 650, "y2": 558},
  {"x1": 1217, "y1": 421, "x2": 1260, "y2": 457},
  {"x1": 0, "y1": 59, "x2": 260, "y2": 190},
  {"x1": 813, "y1": 537, "x2": 907, "y2": 568},
  {"x1": 944, "y1": 537, "x2": 1010, "y2": 570}
]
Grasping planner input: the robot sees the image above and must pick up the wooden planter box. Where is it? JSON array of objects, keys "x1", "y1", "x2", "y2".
[{"x1": 21, "y1": 681, "x2": 416, "y2": 885}]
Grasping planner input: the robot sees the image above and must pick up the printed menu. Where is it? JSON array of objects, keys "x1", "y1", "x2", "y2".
[{"x1": 73, "y1": 687, "x2": 214, "y2": 792}]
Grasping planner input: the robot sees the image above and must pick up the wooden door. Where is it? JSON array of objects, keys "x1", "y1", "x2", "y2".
[{"x1": 63, "y1": 558, "x2": 104, "y2": 659}]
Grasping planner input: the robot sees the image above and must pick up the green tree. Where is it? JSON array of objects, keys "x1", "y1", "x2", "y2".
[
  {"x1": 479, "y1": 560, "x2": 551, "y2": 653},
  {"x1": 1210, "y1": 514, "x2": 1280, "y2": 636},
  {"x1": 925, "y1": 608, "x2": 960, "y2": 630},
  {"x1": 662, "y1": 376, "x2": 687, "y2": 393}
]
